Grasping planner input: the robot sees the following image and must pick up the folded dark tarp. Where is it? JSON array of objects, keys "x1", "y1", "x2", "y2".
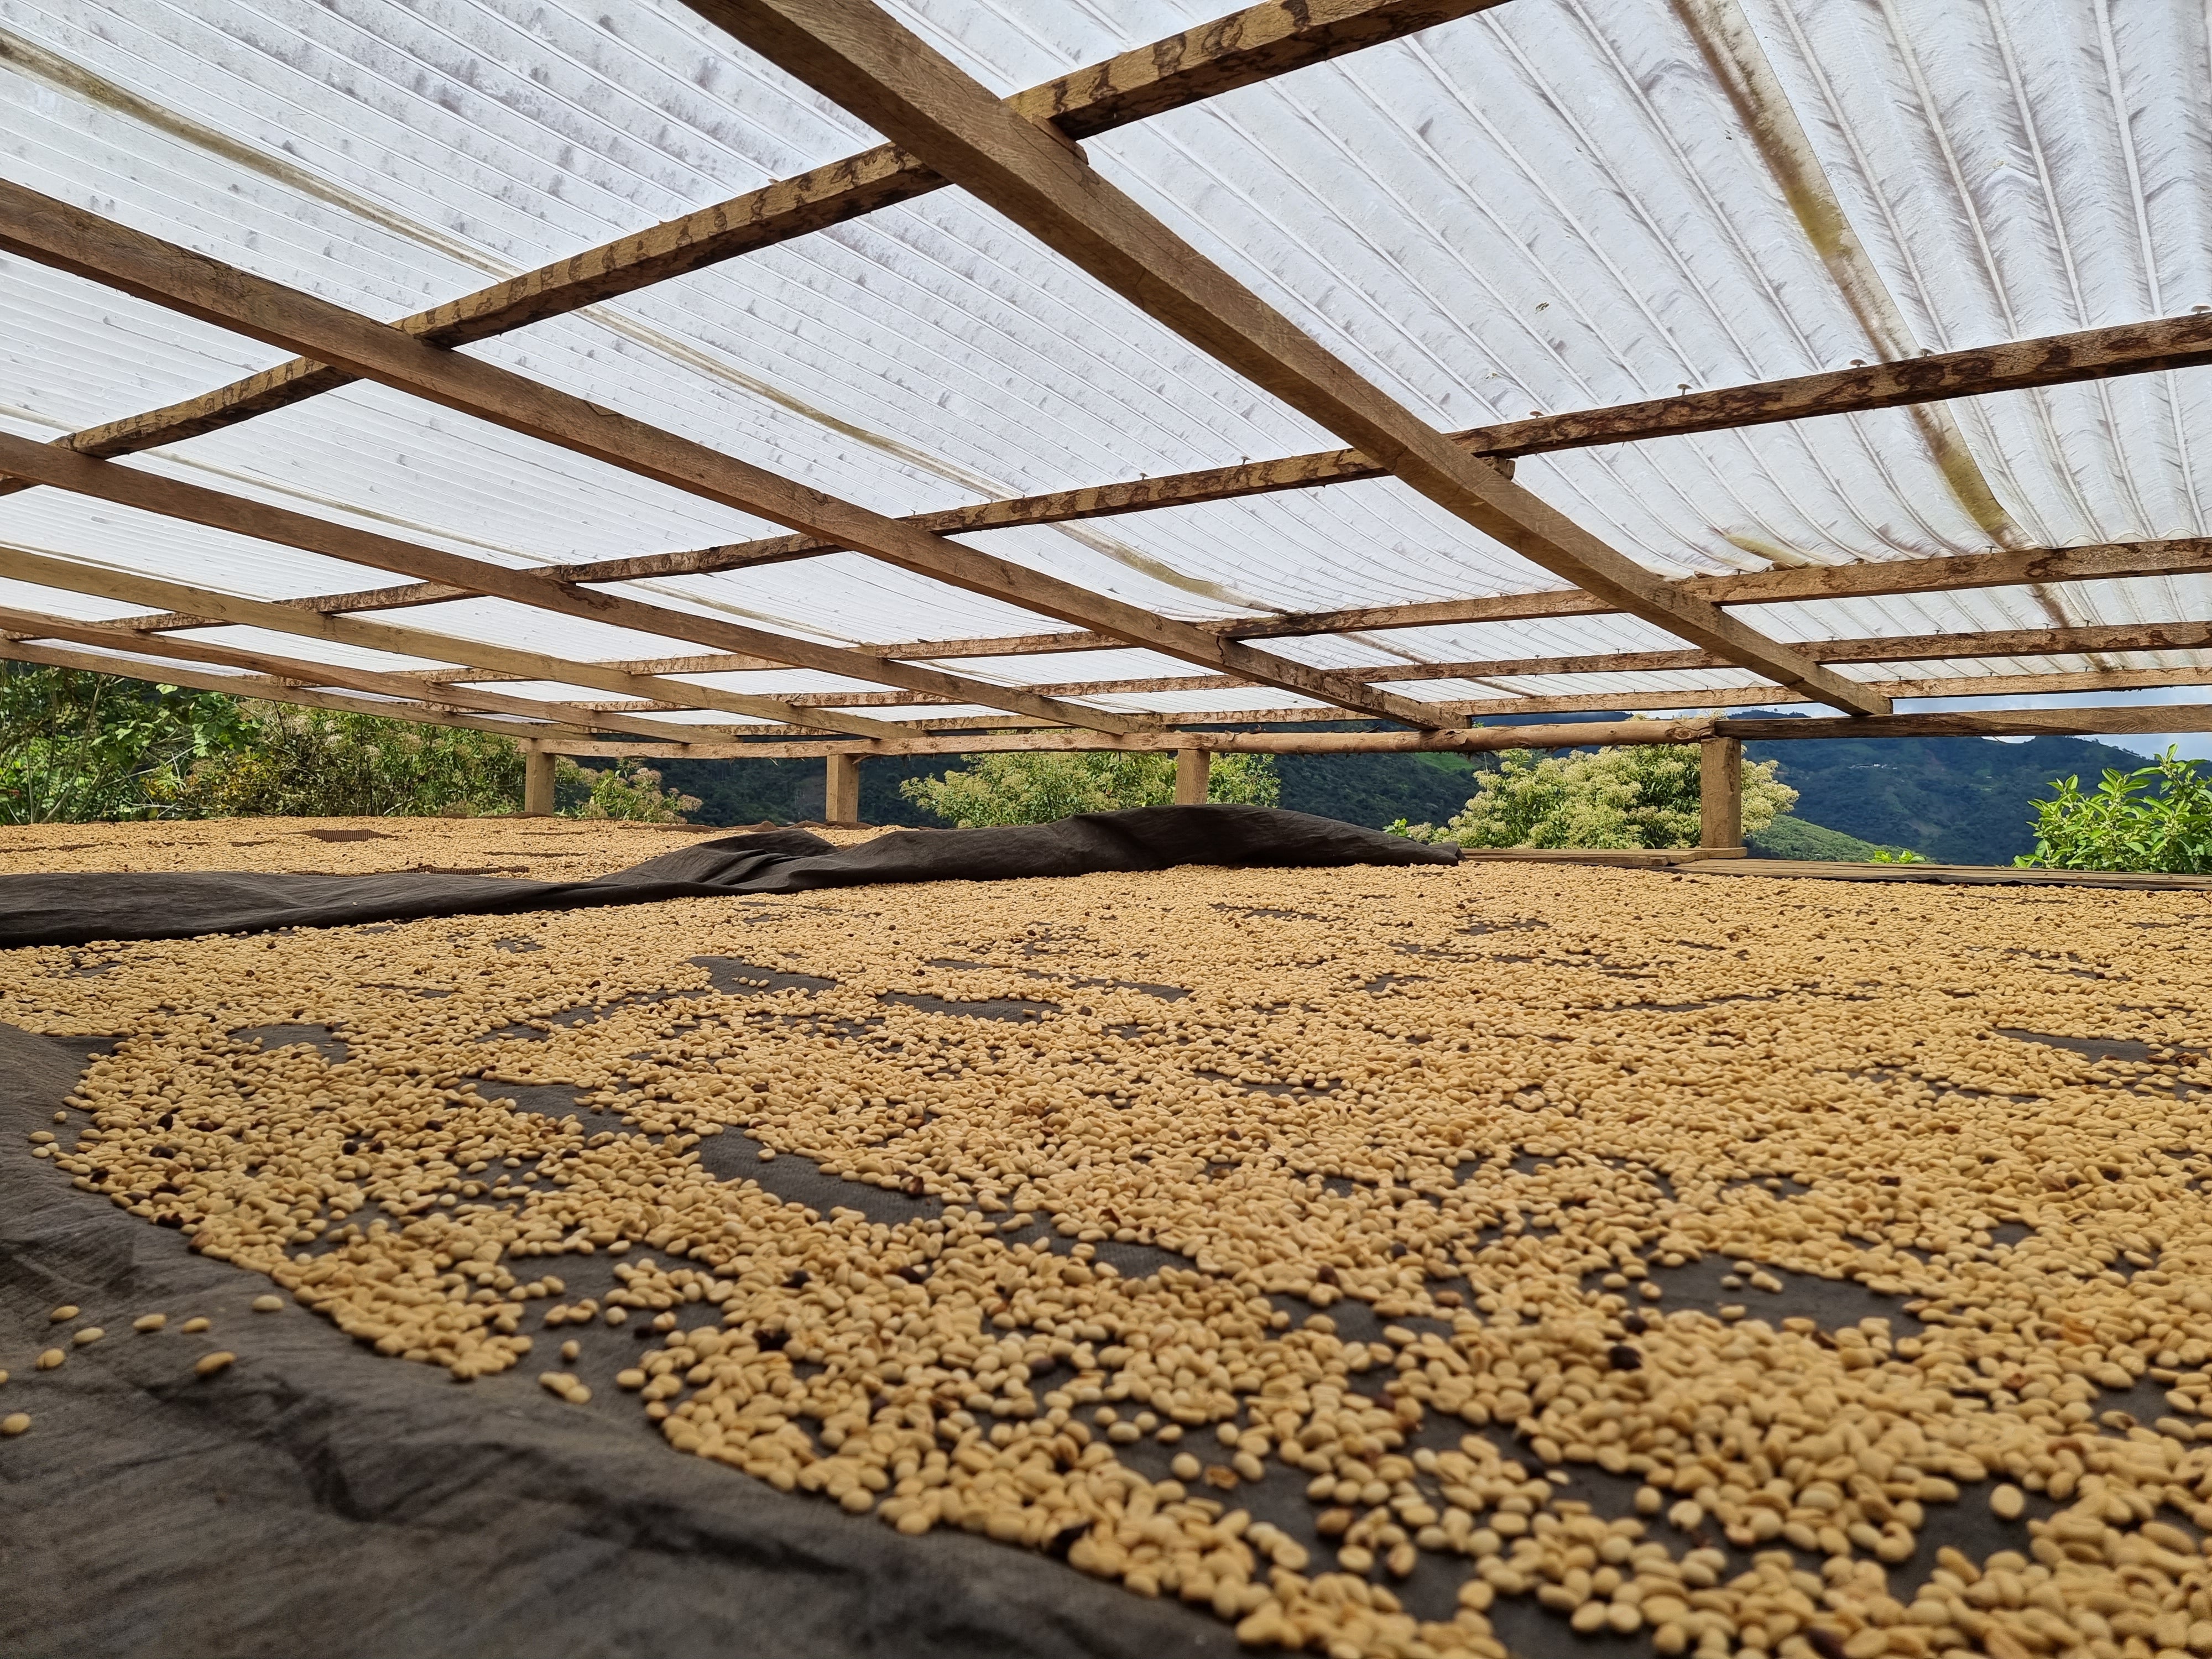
[{"x1": 0, "y1": 806, "x2": 1458, "y2": 948}]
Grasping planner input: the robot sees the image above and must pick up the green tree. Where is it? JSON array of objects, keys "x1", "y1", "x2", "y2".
[
  {"x1": 1, "y1": 662, "x2": 253, "y2": 823},
  {"x1": 900, "y1": 750, "x2": 1279, "y2": 827},
  {"x1": 555, "y1": 758, "x2": 701, "y2": 822},
  {"x1": 3, "y1": 664, "x2": 700, "y2": 823},
  {"x1": 2016, "y1": 748, "x2": 2212, "y2": 874},
  {"x1": 1392, "y1": 742, "x2": 1796, "y2": 850},
  {"x1": 173, "y1": 707, "x2": 700, "y2": 821},
  {"x1": 168, "y1": 706, "x2": 530, "y2": 818}
]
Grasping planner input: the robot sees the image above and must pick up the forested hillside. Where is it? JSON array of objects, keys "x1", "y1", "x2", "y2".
[
  {"x1": 1743, "y1": 731, "x2": 2152, "y2": 865},
  {"x1": 657, "y1": 747, "x2": 1496, "y2": 831},
  {"x1": 659, "y1": 721, "x2": 2153, "y2": 865}
]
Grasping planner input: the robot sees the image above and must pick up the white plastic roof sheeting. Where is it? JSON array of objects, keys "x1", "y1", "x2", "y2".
[{"x1": 1, "y1": 0, "x2": 2208, "y2": 732}]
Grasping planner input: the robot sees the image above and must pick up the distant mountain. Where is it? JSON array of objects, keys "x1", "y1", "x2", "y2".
[
  {"x1": 1744, "y1": 729, "x2": 2150, "y2": 865},
  {"x1": 655, "y1": 719, "x2": 2151, "y2": 868}
]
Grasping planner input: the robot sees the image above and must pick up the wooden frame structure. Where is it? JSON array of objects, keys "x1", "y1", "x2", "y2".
[{"x1": 0, "y1": 0, "x2": 2206, "y2": 826}]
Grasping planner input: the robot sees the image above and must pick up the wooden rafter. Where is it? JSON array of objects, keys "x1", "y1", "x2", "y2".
[
  {"x1": 0, "y1": 541, "x2": 910, "y2": 741},
  {"x1": 843, "y1": 539, "x2": 2212, "y2": 659},
  {"x1": 669, "y1": 1, "x2": 1881, "y2": 715},
  {"x1": 0, "y1": 183, "x2": 1446, "y2": 732},
  {"x1": 104, "y1": 315, "x2": 2212, "y2": 634},
  {"x1": 6, "y1": 0, "x2": 1504, "y2": 482},
  {"x1": 0, "y1": 430, "x2": 1128, "y2": 739},
  {"x1": 531, "y1": 700, "x2": 2212, "y2": 761},
  {"x1": 0, "y1": 638, "x2": 584, "y2": 742},
  {"x1": 446, "y1": 315, "x2": 2212, "y2": 591},
  {"x1": 455, "y1": 618, "x2": 2210, "y2": 707},
  {"x1": 604, "y1": 665, "x2": 2212, "y2": 738},
  {"x1": 0, "y1": 604, "x2": 734, "y2": 744}
]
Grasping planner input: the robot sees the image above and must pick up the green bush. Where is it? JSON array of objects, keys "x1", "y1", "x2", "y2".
[
  {"x1": 555, "y1": 759, "x2": 700, "y2": 822},
  {"x1": 900, "y1": 750, "x2": 1279, "y2": 827},
  {"x1": 1, "y1": 662, "x2": 253, "y2": 823},
  {"x1": 166, "y1": 706, "x2": 528, "y2": 818},
  {"x1": 3, "y1": 665, "x2": 697, "y2": 823},
  {"x1": 1391, "y1": 742, "x2": 1796, "y2": 850},
  {"x1": 2016, "y1": 747, "x2": 2212, "y2": 874}
]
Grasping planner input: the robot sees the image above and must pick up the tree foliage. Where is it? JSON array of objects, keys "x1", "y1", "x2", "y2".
[
  {"x1": 1391, "y1": 742, "x2": 1796, "y2": 850},
  {"x1": 2016, "y1": 748, "x2": 2212, "y2": 875},
  {"x1": 2, "y1": 665, "x2": 697, "y2": 822},
  {"x1": 899, "y1": 749, "x2": 1279, "y2": 827},
  {"x1": 2, "y1": 663, "x2": 253, "y2": 823}
]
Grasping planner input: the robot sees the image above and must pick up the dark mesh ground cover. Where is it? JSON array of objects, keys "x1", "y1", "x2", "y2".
[{"x1": 0, "y1": 807, "x2": 1458, "y2": 949}]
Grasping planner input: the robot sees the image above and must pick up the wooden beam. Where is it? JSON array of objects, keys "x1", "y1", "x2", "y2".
[
  {"x1": 529, "y1": 701, "x2": 2212, "y2": 760},
  {"x1": 0, "y1": 541, "x2": 881, "y2": 740},
  {"x1": 664, "y1": 0, "x2": 1889, "y2": 717},
  {"x1": 1175, "y1": 747, "x2": 1212, "y2": 806},
  {"x1": 848, "y1": 538, "x2": 2212, "y2": 657},
  {"x1": 479, "y1": 313, "x2": 2212, "y2": 591},
  {"x1": 132, "y1": 305, "x2": 2212, "y2": 622},
  {"x1": 0, "y1": 184, "x2": 1433, "y2": 732},
  {"x1": 585, "y1": 665, "x2": 2212, "y2": 735},
  {"x1": 498, "y1": 617, "x2": 2211, "y2": 705},
  {"x1": 523, "y1": 749, "x2": 557, "y2": 816},
  {"x1": 1700, "y1": 737, "x2": 1744, "y2": 851},
  {"x1": 19, "y1": 0, "x2": 1502, "y2": 476},
  {"x1": 0, "y1": 603, "x2": 728, "y2": 744},
  {"x1": 0, "y1": 430, "x2": 1116, "y2": 739},
  {"x1": 823, "y1": 753, "x2": 862, "y2": 824},
  {"x1": 680, "y1": 664, "x2": 2212, "y2": 737},
  {"x1": 539, "y1": 718, "x2": 1719, "y2": 760},
  {"x1": 0, "y1": 638, "x2": 583, "y2": 741}
]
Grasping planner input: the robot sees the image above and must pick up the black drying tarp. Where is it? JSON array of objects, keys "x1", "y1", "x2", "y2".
[
  {"x1": 0, "y1": 805, "x2": 1457, "y2": 948},
  {"x1": 0, "y1": 1022, "x2": 1241, "y2": 1659}
]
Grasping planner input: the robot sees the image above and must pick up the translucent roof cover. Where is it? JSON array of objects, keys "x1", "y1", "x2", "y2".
[{"x1": 1, "y1": 0, "x2": 2206, "y2": 740}]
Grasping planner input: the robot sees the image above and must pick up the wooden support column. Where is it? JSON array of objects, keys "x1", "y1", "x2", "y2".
[
  {"x1": 1175, "y1": 745, "x2": 1212, "y2": 806},
  {"x1": 825, "y1": 752, "x2": 862, "y2": 825},
  {"x1": 524, "y1": 748, "x2": 557, "y2": 817},
  {"x1": 1700, "y1": 737, "x2": 1744, "y2": 851}
]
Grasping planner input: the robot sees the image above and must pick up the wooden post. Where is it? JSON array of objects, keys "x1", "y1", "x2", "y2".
[
  {"x1": 1700, "y1": 736, "x2": 1744, "y2": 851},
  {"x1": 825, "y1": 752, "x2": 862, "y2": 824},
  {"x1": 524, "y1": 748, "x2": 556, "y2": 816},
  {"x1": 1175, "y1": 745, "x2": 1212, "y2": 805}
]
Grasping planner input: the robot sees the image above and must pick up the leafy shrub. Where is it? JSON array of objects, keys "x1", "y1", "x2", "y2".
[
  {"x1": 1391, "y1": 742, "x2": 1796, "y2": 850},
  {"x1": 167, "y1": 706, "x2": 530, "y2": 818},
  {"x1": 6, "y1": 665, "x2": 699, "y2": 823},
  {"x1": 2, "y1": 663, "x2": 253, "y2": 823},
  {"x1": 900, "y1": 750, "x2": 1279, "y2": 827},
  {"x1": 2015, "y1": 748, "x2": 2212, "y2": 874},
  {"x1": 556, "y1": 759, "x2": 700, "y2": 822}
]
